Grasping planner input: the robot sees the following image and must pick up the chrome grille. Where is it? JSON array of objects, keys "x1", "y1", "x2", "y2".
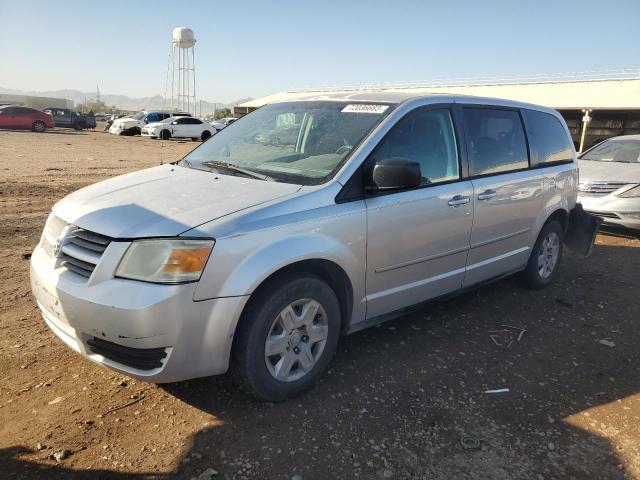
[
  {"x1": 59, "y1": 228, "x2": 112, "y2": 278},
  {"x1": 578, "y1": 182, "x2": 627, "y2": 196}
]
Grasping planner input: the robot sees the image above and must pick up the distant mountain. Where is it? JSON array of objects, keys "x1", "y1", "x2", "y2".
[{"x1": 0, "y1": 87, "x2": 252, "y2": 115}]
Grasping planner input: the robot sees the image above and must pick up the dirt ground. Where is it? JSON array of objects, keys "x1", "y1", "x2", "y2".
[{"x1": 1, "y1": 127, "x2": 639, "y2": 480}]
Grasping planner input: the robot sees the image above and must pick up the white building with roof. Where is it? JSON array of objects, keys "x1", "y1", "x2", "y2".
[{"x1": 235, "y1": 71, "x2": 640, "y2": 150}]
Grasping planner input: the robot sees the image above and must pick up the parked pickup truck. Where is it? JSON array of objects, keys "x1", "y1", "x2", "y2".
[{"x1": 43, "y1": 108, "x2": 96, "y2": 130}]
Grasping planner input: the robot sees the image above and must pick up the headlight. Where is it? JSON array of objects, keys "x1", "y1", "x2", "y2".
[
  {"x1": 115, "y1": 239, "x2": 214, "y2": 284},
  {"x1": 40, "y1": 214, "x2": 67, "y2": 257},
  {"x1": 617, "y1": 184, "x2": 640, "y2": 198}
]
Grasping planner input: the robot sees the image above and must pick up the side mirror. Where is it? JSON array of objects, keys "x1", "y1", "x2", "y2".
[{"x1": 369, "y1": 158, "x2": 422, "y2": 191}]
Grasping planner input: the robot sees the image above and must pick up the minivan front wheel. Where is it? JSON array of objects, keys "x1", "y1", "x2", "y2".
[
  {"x1": 520, "y1": 220, "x2": 564, "y2": 289},
  {"x1": 232, "y1": 276, "x2": 341, "y2": 401}
]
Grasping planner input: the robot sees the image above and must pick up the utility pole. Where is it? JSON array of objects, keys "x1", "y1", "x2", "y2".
[{"x1": 579, "y1": 109, "x2": 592, "y2": 153}]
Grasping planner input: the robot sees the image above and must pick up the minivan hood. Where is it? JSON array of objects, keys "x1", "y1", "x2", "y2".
[
  {"x1": 578, "y1": 159, "x2": 640, "y2": 183},
  {"x1": 52, "y1": 164, "x2": 301, "y2": 238}
]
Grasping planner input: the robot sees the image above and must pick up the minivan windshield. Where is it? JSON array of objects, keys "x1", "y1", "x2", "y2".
[
  {"x1": 582, "y1": 139, "x2": 640, "y2": 163},
  {"x1": 181, "y1": 101, "x2": 394, "y2": 185}
]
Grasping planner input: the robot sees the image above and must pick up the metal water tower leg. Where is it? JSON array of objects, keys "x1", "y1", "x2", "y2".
[
  {"x1": 192, "y1": 45, "x2": 196, "y2": 116},
  {"x1": 170, "y1": 47, "x2": 175, "y2": 110}
]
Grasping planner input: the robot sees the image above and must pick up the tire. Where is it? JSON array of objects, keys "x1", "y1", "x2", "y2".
[
  {"x1": 191, "y1": 137, "x2": 198, "y2": 141},
  {"x1": 232, "y1": 275, "x2": 341, "y2": 401},
  {"x1": 73, "y1": 123, "x2": 82, "y2": 131},
  {"x1": 519, "y1": 220, "x2": 564, "y2": 289},
  {"x1": 201, "y1": 130, "x2": 212, "y2": 141},
  {"x1": 159, "y1": 130, "x2": 171, "y2": 140},
  {"x1": 32, "y1": 120, "x2": 46, "y2": 133}
]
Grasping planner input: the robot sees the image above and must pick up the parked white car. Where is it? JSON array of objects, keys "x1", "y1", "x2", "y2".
[
  {"x1": 210, "y1": 117, "x2": 237, "y2": 132},
  {"x1": 577, "y1": 135, "x2": 640, "y2": 229},
  {"x1": 109, "y1": 111, "x2": 191, "y2": 136},
  {"x1": 142, "y1": 116, "x2": 215, "y2": 141}
]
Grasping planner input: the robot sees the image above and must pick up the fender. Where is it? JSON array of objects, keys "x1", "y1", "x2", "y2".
[
  {"x1": 193, "y1": 210, "x2": 368, "y2": 324},
  {"x1": 531, "y1": 165, "x2": 577, "y2": 245}
]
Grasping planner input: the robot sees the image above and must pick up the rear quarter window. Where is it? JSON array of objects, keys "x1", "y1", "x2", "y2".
[
  {"x1": 522, "y1": 109, "x2": 574, "y2": 166},
  {"x1": 463, "y1": 108, "x2": 529, "y2": 176}
]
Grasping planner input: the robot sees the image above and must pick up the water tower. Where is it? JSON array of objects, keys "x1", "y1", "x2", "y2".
[{"x1": 170, "y1": 27, "x2": 196, "y2": 113}]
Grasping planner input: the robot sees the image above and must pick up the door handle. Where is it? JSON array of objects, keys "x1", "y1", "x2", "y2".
[
  {"x1": 448, "y1": 195, "x2": 470, "y2": 207},
  {"x1": 477, "y1": 189, "x2": 497, "y2": 200}
]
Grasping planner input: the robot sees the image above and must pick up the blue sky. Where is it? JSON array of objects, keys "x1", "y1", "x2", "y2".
[{"x1": 0, "y1": 0, "x2": 638, "y2": 103}]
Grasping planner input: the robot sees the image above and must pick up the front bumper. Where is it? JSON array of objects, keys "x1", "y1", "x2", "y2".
[
  {"x1": 578, "y1": 194, "x2": 640, "y2": 229},
  {"x1": 141, "y1": 129, "x2": 158, "y2": 137},
  {"x1": 109, "y1": 124, "x2": 137, "y2": 135},
  {"x1": 30, "y1": 243, "x2": 249, "y2": 383}
]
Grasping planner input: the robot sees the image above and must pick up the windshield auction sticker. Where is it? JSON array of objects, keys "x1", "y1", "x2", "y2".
[{"x1": 341, "y1": 104, "x2": 389, "y2": 114}]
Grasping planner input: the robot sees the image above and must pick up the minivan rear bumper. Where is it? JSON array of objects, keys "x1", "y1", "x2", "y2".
[{"x1": 30, "y1": 244, "x2": 249, "y2": 383}]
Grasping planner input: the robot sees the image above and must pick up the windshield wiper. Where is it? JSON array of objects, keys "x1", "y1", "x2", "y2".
[{"x1": 201, "y1": 161, "x2": 274, "y2": 181}]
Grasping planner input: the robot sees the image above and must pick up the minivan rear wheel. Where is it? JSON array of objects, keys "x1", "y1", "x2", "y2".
[
  {"x1": 232, "y1": 275, "x2": 341, "y2": 401},
  {"x1": 520, "y1": 220, "x2": 563, "y2": 289}
]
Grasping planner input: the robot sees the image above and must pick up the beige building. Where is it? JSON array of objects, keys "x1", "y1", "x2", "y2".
[
  {"x1": 0, "y1": 93, "x2": 73, "y2": 110},
  {"x1": 236, "y1": 75, "x2": 640, "y2": 150}
]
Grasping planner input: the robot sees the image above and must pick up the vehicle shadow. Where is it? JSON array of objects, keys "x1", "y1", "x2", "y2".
[
  {"x1": 162, "y1": 240, "x2": 639, "y2": 479},
  {"x1": 0, "y1": 128, "x2": 91, "y2": 135},
  {"x1": 5, "y1": 239, "x2": 638, "y2": 479},
  {"x1": 0, "y1": 446, "x2": 163, "y2": 479},
  {"x1": 599, "y1": 224, "x2": 640, "y2": 240}
]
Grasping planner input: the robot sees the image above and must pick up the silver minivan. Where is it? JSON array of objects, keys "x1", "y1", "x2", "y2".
[{"x1": 31, "y1": 93, "x2": 583, "y2": 400}]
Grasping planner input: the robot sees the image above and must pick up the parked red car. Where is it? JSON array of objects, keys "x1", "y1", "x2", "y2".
[{"x1": 0, "y1": 105, "x2": 55, "y2": 132}]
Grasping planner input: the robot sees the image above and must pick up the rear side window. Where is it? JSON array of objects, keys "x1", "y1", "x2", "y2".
[
  {"x1": 464, "y1": 108, "x2": 529, "y2": 176},
  {"x1": 369, "y1": 107, "x2": 459, "y2": 186},
  {"x1": 522, "y1": 109, "x2": 574, "y2": 165}
]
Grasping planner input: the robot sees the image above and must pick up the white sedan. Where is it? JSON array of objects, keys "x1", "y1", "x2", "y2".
[
  {"x1": 210, "y1": 117, "x2": 237, "y2": 132},
  {"x1": 141, "y1": 117, "x2": 215, "y2": 141}
]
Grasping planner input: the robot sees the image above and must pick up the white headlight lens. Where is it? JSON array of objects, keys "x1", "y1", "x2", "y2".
[
  {"x1": 115, "y1": 239, "x2": 214, "y2": 284},
  {"x1": 40, "y1": 214, "x2": 67, "y2": 257}
]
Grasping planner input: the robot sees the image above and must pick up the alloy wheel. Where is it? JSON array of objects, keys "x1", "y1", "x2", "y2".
[{"x1": 537, "y1": 231, "x2": 560, "y2": 279}]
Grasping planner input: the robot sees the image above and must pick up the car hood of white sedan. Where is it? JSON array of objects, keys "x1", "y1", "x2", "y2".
[
  {"x1": 52, "y1": 164, "x2": 302, "y2": 238},
  {"x1": 143, "y1": 122, "x2": 167, "y2": 129},
  {"x1": 578, "y1": 159, "x2": 640, "y2": 183},
  {"x1": 112, "y1": 117, "x2": 141, "y2": 126}
]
